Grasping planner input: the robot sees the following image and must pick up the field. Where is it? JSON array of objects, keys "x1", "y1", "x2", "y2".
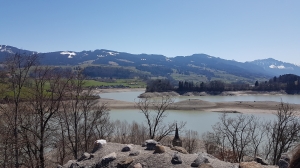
[{"x1": 83, "y1": 79, "x2": 146, "y2": 88}]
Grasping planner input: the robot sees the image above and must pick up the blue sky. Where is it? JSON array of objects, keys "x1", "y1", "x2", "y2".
[{"x1": 0, "y1": 1, "x2": 299, "y2": 63}]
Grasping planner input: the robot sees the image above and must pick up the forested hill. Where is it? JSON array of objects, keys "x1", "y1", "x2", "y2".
[
  {"x1": 145, "y1": 74, "x2": 300, "y2": 94},
  {"x1": 1, "y1": 45, "x2": 300, "y2": 83}
]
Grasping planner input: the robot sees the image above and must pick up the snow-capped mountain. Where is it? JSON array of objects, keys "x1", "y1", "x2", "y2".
[
  {"x1": 248, "y1": 58, "x2": 300, "y2": 76},
  {"x1": 1, "y1": 45, "x2": 298, "y2": 81}
]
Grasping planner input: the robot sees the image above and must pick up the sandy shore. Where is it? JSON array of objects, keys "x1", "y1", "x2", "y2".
[
  {"x1": 93, "y1": 88, "x2": 145, "y2": 94},
  {"x1": 95, "y1": 89, "x2": 300, "y2": 115},
  {"x1": 139, "y1": 90, "x2": 288, "y2": 98},
  {"x1": 97, "y1": 98, "x2": 300, "y2": 115}
]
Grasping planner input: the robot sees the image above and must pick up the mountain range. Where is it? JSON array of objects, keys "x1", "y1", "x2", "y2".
[{"x1": 1, "y1": 45, "x2": 300, "y2": 83}]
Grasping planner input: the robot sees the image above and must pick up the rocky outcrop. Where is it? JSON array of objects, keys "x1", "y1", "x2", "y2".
[
  {"x1": 62, "y1": 139, "x2": 279, "y2": 168},
  {"x1": 239, "y1": 161, "x2": 263, "y2": 168},
  {"x1": 171, "y1": 152, "x2": 182, "y2": 164},
  {"x1": 191, "y1": 154, "x2": 209, "y2": 167},
  {"x1": 144, "y1": 139, "x2": 159, "y2": 150},
  {"x1": 92, "y1": 139, "x2": 107, "y2": 153},
  {"x1": 254, "y1": 157, "x2": 268, "y2": 165},
  {"x1": 122, "y1": 144, "x2": 133, "y2": 152}
]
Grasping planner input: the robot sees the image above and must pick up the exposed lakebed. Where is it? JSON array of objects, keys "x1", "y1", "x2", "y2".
[{"x1": 99, "y1": 90, "x2": 300, "y2": 135}]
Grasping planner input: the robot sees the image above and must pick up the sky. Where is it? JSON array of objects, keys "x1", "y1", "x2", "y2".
[{"x1": 0, "y1": 1, "x2": 299, "y2": 63}]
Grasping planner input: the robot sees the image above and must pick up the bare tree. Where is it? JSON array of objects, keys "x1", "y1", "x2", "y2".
[
  {"x1": 135, "y1": 96, "x2": 185, "y2": 141},
  {"x1": 19, "y1": 66, "x2": 71, "y2": 168},
  {"x1": 264, "y1": 102, "x2": 300, "y2": 165},
  {"x1": 249, "y1": 118, "x2": 266, "y2": 158},
  {"x1": 211, "y1": 114, "x2": 258, "y2": 162},
  {"x1": 58, "y1": 71, "x2": 112, "y2": 160},
  {"x1": 112, "y1": 120, "x2": 147, "y2": 145},
  {"x1": 0, "y1": 52, "x2": 38, "y2": 167},
  {"x1": 182, "y1": 130, "x2": 200, "y2": 153}
]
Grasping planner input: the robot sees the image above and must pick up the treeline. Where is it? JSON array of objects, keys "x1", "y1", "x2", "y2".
[
  {"x1": 146, "y1": 79, "x2": 174, "y2": 92},
  {"x1": 146, "y1": 74, "x2": 300, "y2": 93},
  {"x1": 253, "y1": 74, "x2": 300, "y2": 93}
]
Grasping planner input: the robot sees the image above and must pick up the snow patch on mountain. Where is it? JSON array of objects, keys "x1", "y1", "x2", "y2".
[
  {"x1": 0, "y1": 45, "x2": 14, "y2": 54},
  {"x1": 165, "y1": 58, "x2": 172, "y2": 62},
  {"x1": 269, "y1": 64, "x2": 294, "y2": 70},
  {"x1": 269, "y1": 65, "x2": 286, "y2": 69},
  {"x1": 60, "y1": 51, "x2": 76, "y2": 58},
  {"x1": 106, "y1": 51, "x2": 119, "y2": 56}
]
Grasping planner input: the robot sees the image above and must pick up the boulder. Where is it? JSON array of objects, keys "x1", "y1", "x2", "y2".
[
  {"x1": 69, "y1": 163, "x2": 80, "y2": 168},
  {"x1": 171, "y1": 152, "x2": 182, "y2": 164},
  {"x1": 254, "y1": 156, "x2": 268, "y2": 165},
  {"x1": 191, "y1": 154, "x2": 209, "y2": 167},
  {"x1": 122, "y1": 144, "x2": 133, "y2": 152},
  {"x1": 144, "y1": 139, "x2": 158, "y2": 150},
  {"x1": 133, "y1": 163, "x2": 142, "y2": 168},
  {"x1": 278, "y1": 159, "x2": 289, "y2": 168},
  {"x1": 171, "y1": 146, "x2": 188, "y2": 154},
  {"x1": 77, "y1": 152, "x2": 91, "y2": 162},
  {"x1": 280, "y1": 153, "x2": 291, "y2": 163},
  {"x1": 153, "y1": 145, "x2": 165, "y2": 154},
  {"x1": 239, "y1": 162, "x2": 263, "y2": 168},
  {"x1": 129, "y1": 151, "x2": 140, "y2": 156},
  {"x1": 199, "y1": 163, "x2": 213, "y2": 168},
  {"x1": 92, "y1": 139, "x2": 107, "y2": 153},
  {"x1": 101, "y1": 152, "x2": 117, "y2": 164},
  {"x1": 117, "y1": 157, "x2": 134, "y2": 168}
]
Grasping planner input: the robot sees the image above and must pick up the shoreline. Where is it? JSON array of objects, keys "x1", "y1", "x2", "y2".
[
  {"x1": 98, "y1": 98, "x2": 300, "y2": 115},
  {"x1": 93, "y1": 88, "x2": 145, "y2": 94},
  {"x1": 139, "y1": 90, "x2": 289, "y2": 98},
  {"x1": 94, "y1": 88, "x2": 300, "y2": 115}
]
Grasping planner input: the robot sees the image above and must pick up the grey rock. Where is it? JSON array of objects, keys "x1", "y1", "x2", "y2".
[
  {"x1": 129, "y1": 151, "x2": 140, "y2": 156},
  {"x1": 280, "y1": 153, "x2": 291, "y2": 163},
  {"x1": 91, "y1": 139, "x2": 106, "y2": 153},
  {"x1": 254, "y1": 156, "x2": 268, "y2": 165},
  {"x1": 278, "y1": 159, "x2": 289, "y2": 168},
  {"x1": 101, "y1": 152, "x2": 117, "y2": 164},
  {"x1": 69, "y1": 163, "x2": 80, "y2": 168},
  {"x1": 117, "y1": 157, "x2": 134, "y2": 168},
  {"x1": 57, "y1": 165, "x2": 64, "y2": 168},
  {"x1": 171, "y1": 152, "x2": 182, "y2": 164},
  {"x1": 122, "y1": 145, "x2": 133, "y2": 152},
  {"x1": 77, "y1": 152, "x2": 91, "y2": 162},
  {"x1": 191, "y1": 154, "x2": 209, "y2": 167},
  {"x1": 133, "y1": 163, "x2": 142, "y2": 168},
  {"x1": 144, "y1": 139, "x2": 158, "y2": 150}
]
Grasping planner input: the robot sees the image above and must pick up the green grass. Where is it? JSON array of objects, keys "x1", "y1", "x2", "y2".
[{"x1": 83, "y1": 79, "x2": 146, "y2": 88}]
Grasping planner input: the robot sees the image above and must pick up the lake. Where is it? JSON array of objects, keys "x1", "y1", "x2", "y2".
[{"x1": 100, "y1": 91, "x2": 299, "y2": 135}]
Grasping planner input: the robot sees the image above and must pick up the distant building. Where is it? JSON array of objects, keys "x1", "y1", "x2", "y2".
[{"x1": 172, "y1": 123, "x2": 182, "y2": 147}]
